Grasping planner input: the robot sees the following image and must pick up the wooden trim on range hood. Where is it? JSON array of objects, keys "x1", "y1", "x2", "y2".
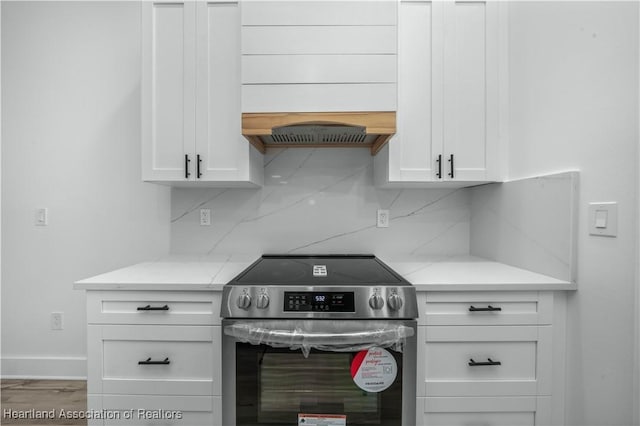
[{"x1": 242, "y1": 111, "x2": 396, "y2": 155}]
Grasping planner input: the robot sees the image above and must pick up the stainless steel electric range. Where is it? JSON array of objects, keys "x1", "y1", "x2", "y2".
[{"x1": 221, "y1": 254, "x2": 418, "y2": 426}]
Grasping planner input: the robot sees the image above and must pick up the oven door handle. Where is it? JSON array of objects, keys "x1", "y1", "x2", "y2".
[{"x1": 224, "y1": 321, "x2": 414, "y2": 354}]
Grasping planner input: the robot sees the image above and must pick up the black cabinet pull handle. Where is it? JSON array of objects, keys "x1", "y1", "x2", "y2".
[
  {"x1": 469, "y1": 305, "x2": 502, "y2": 312},
  {"x1": 136, "y1": 304, "x2": 169, "y2": 311},
  {"x1": 197, "y1": 154, "x2": 202, "y2": 179},
  {"x1": 448, "y1": 154, "x2": 454, "y2": 178},
  {"x1": 436, "y1": 154, "x2": 442, "y2": 179},
  {"x1": 185, "y1": 155, "x2": 191, "y2": 179},
  {"x1": 138, "y1": 357, "x2": 170, "y2": 365},
  {"x1": 469, "y1": 358, "x2": 501, "y2": 366}
]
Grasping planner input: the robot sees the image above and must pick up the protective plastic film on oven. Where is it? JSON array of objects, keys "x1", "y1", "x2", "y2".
[{"x1": 224, "y1": 320, "x2": 414, "y2": 357}]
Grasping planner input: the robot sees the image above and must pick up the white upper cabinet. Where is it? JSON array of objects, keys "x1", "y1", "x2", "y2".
[
  {"x1": 142, "y1": 1, "x2": 262, "y2": 187},
  {"x1": 240, "y1": 1, "x2": 398, "y2": 113},
  {"x1": 375, "y1": 0, "x2": 505, "y2": 187},
  {"x1": 142, "y1": 2, "x2": 196, "y2": 182},
  {"x1": 442, "y1": 0, "x2": 500, "y2": 182}
]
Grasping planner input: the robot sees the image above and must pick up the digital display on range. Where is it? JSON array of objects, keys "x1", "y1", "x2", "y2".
[{"x1": 284, "y1": 292, "x2": 355, "y2": 312}]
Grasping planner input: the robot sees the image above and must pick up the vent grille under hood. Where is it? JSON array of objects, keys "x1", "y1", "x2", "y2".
[{"x1": 242, "y1": 112, "x2": 396, "y2": 155}]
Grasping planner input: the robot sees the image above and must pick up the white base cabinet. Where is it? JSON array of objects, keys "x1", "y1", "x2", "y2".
[
  {"x1": 416, "y1": 291, "x2": 565, "y2": 426},
  {"x1": 85, "y1": 291, "x2": 222, "y2": 426},
  {"x1": 87, "y1": 395, "x2": 219, "y2": 426},
  {"x1": 419, "y1": 396, "x2": 551, "y2": 426}
]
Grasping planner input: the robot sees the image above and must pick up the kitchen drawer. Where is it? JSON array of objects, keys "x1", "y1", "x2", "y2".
[
  {"x1": 87, "y1": 395, "x2": 221, "y2": 426},
  {"x1": 87, "y1": 291, "x2": 220, "y2": 325},
  {"x1": 88, "y1": 325, "x2": 221, "y2": 396},
  {"x1": 417, "y1": 326, "x2": 552, "y2": 397},
  {"x1": 418, "y1": 291, "x2": 553, "y2": 326},
  {"x1": 417, "y1": 396, "x2": 552, "y2": 426}
]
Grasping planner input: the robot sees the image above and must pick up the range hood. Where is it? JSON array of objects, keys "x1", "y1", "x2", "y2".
[{"x1": 242, "y1": 112, "x2": 396, "y2": 155}]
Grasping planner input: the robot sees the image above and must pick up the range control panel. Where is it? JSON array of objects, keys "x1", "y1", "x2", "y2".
[
  {"x1": 284, "y1": 291, "x2": 355, "y2": 312},
  {"x1": 221, "y1": 285, "x2": 418, "y2": 319}
]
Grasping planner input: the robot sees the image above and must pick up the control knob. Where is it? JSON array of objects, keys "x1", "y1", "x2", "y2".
[
  {"x1": 256, "y1": 293, "x2": 270, "y2": 309},
  {"x1": 237, "y1": 293, "x2": 252, "y2": 310},
  {"x1": 387, "y1": 293, "x2": 403, "y2": 311},
  {"x1": 368, "y1": 293, "x2": 384, "y2": 310}
]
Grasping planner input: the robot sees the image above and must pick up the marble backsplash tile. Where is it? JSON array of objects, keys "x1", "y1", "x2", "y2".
[
  {"x1": 170, "y1": 148, "x2": 471, "y2": 257},
  {"x1": 469, "y1": 171, "x2": 578, "y2": 281}
]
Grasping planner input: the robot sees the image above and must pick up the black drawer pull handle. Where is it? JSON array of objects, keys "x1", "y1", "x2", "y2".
[
  {"x1": 469, "y1": 358, "x2": 501, "y2": 367},
  {"x1": 138, "y1": 357, "x2": 170, "y2": 365},
  {"x1": 136, "y1": 304, "x2": 169, "y2": 311},
  {"x1": 469, "y1": 305, "x2": 502, "y2": 312},
  {"x1": 448, "y1": 154, "x2": 455, "y2": 178},
  {"x1": 436, "y1": 154, "x2": 442, "y2": 179}
]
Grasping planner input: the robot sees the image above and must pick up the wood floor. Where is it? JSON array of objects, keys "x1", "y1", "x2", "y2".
[{"x1": 1, "y1": 380, "x2": 87, "y2": 425}]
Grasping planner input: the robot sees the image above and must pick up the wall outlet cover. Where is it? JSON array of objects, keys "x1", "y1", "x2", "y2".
[
  {"x1": 200, "y1": 209, "x2": 211, "y2": 226},
  {"x1": 377, "y1": 209, "x2": 390, "y2": 228}
]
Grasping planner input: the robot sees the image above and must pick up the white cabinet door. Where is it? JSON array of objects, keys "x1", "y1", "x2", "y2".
[
  {"x1": 417, "y1": 326, "x2": 552, "y2": 397},
  {"x1": 417, "y1": 291, "x2": 554, "y2": 326},
  {"x1": 385, "y1": 0, "x2": 439, "y2": 183},
  {"x1": 87, "y1": 291, "x2": 221, "y2": 326},
  {"x1": 142, "y1": 1, "x2": 196, "y2": 181},
  {"x1": 417, "y1": 396, "x2": 552, "y2": 426},
  {"x1": 88, "y1": 325, "x2": 221, "y2": 396},
  {"x1": 88, "y1": 395, "x2": 220, "y2": 426},
  {"x1": 442, "y1": 0, "x2": 499, "y2": 181},
  {"x1": 196, "y1": 1, "x2": 261, "y2": 184}
]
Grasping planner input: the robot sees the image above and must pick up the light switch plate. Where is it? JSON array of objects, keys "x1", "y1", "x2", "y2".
[
  {"x1": 589, "y1": 202, "x2": 617, "y2": 237},
  {"x1": 35, "y1": 208, "x2": 48, "y2": 226}
]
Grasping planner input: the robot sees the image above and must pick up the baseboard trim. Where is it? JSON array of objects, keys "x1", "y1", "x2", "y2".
[{"x1": 1, "y1": 356, "x2": 87, "y2": 380}]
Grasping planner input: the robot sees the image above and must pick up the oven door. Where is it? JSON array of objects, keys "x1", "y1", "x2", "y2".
[{"x1": 222, "y1": 319, "x2": 416, "y2": 426}]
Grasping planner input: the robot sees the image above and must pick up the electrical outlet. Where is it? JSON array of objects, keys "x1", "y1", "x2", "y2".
[
  {"x1": 200, "y1": 209, "x2": 211, "y2": 226},
  {"x1": 377, "y1": 209, "x2": 390, "y2": 228},
  {"x1": 51, "y1": 312, "x2": 63, "y2": 330}
]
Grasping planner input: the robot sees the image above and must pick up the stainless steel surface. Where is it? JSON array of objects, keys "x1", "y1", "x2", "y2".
[
  {"x1": 387, "y1": 292, "x2": 403, "y2": 311},
  {"x1": 256, "y1": 292, "x2": 270, "y2": 309},
  {"x1": 369, "y1": 293, "x2": 384, "y2": 310},
  {"x1": 221, "y1": 255, "x2": 418, "y2": 425},
  {"x1": 221, "y1": 284, "x2": 418, "y2": 319},
  {"x1": 221, "y1": 319, "x2": 417, "y2": 426},
  {"x1": 237, "y1": 292, "x2": 251, "y2": 310}
]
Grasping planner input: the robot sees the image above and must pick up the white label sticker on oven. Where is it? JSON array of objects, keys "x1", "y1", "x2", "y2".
[
  {"x1": 350, "y1": 347, "x2": 397, "y2": 393},
  {"x1": 313, "y1": 265, "x2": 327, "y2": 277},
  {"x1": 298, "y1": 413, "x2": 346, "y2": 426}
]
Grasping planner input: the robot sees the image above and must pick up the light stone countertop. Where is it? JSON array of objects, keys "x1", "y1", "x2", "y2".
[
  {"x1": 384, "y1": 256, "x2": 576, "y2": 291},
  {"x1": 74, "y1": 254, "x2": 576, "y2": 291},
  {"x1": 73, "y1": 255, "x2": 257, "y2": 291}
]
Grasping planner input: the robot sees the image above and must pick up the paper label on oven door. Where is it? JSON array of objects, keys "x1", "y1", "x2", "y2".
[
  {"x1": 350, "y1": 347, "x2": 397, "y2": 393},
  {"x1": 298, "y1": 413, "x2": 346, "y2": 426}
]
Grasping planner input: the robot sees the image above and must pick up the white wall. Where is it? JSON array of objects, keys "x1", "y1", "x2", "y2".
[
  {"x1": 1, "y1": 1, "x2": 3, "y2": 375},
  {"x1": 1, "y1": 2, "x2": 171, "y2": 378},
  {"x1": 508, "y1": 2, "x2": 638, "y2": 424}
]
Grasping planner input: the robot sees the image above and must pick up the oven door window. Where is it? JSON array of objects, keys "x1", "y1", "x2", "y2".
[{"x1": 236, "y1": 343, "x2": 402, "y2": 426}]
